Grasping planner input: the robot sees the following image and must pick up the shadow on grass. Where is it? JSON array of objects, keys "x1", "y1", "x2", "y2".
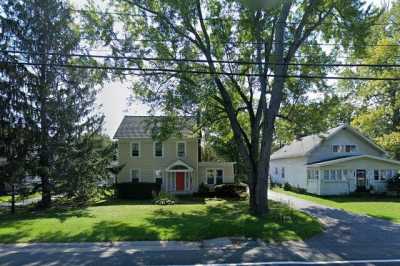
[
  {"x1": 143, "y1": 200, "x2": 322, "y2": 242},
  {"x1": 0, "y1": 200, "x2": 322, "y2": 243}
]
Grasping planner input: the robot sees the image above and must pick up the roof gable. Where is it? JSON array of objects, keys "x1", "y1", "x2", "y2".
[{"x1": 271, "y1": 125, "x2": 387, "y2": 160}]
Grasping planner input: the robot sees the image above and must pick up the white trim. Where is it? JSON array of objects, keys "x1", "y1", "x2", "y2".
[
  {"x1": 199, "y1": 161, "x2": 236, "y2": 166},
  {"x1": 166, "y1": 159, "x2": 194, "y2": 172},
  {"x1": 176, "y1": 141, "x2": 186, "y2": 159},
  {"x1": 153, "y1": 141, "x2": 164, "y2": 159},
  {"x1": 308, "y1": 155, "x2": 400, "y2": 167},
  {"x1": 130, "y1": 168, "x2": 141, "y2": 182},
  {"x1": 305, "y1": 124, "x2": 387, "y2": 156},
  {"x1": 206, "y1": 168, "x2": 224, "y2": 185},
  {"x1": 130, "y1": 141, "x2": 141, "y2": 159}
]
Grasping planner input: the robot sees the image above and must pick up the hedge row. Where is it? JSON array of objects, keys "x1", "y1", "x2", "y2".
[{"x1": 116, "y1": 182, "x2": 161, "y2": 200}]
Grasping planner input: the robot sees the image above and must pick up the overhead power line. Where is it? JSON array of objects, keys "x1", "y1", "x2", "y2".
[
  {"x1": 1, "y1": 61, "x2": 400, "y2": 81},
  {"x1": 77, "y1": 36, "x2": 400, "y2": 49},
  {"x1": 70, "y1": 8, "x2": 400, "y2": 27},
  {"x1": 3, "y1": 50, "x2": 400, "y2": 68}
]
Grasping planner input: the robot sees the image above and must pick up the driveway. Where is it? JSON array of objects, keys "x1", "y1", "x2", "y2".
[
  {"x1": 1, "y1": 191, "x2": 400, "y2": 265},
  {"x1": 0, "y1": 197, "x2": 41, "y2": 207}
]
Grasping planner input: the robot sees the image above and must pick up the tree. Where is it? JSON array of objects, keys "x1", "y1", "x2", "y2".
[
  {"x1": 275, "y1": 95, "x2": 354, "y2": 145},
  {"x1": 0, "y1": 0, "x2": 105, "y2": 207},
  {"x1": 342, "y1": 2, "x2": 400, "y2": 159},
  {"x1": 54, "y1": 134, "x2": 115, "y2": 201},
  {"x1": 87, "y1": 0, "x2": 378, "y2": 215}
]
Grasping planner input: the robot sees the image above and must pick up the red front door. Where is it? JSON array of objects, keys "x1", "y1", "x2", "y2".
[{"x1": 176, "y1": 172, "x2": 185, "y2": 191}]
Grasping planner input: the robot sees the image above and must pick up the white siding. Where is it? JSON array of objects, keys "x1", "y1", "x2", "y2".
[
  {"x1": 308, "y1": 129, "x2": 385, "y2": 164},
  {"x1": 270, "y1": 157, "x2": 308, "y2": 189},
  {"x1": 318, "y1": 158, "x2": 400, "y2": 195}
]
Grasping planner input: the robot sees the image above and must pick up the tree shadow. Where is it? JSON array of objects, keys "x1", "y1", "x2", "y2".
[{"x1": 143, "y1": 200, "x2": 322, "y2": 242}]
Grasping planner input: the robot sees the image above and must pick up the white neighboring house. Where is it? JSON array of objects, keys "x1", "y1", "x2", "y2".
[{"x1": 270, "y1": 124, "x2": 400, "y2": 195}]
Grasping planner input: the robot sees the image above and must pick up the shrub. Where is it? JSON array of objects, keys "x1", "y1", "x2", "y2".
[
  {"x1": 214, "y1": 183, "x2": 248, "y2": 199},
  {"x1": 116, "y1": 182, "x2": 161, "y2": 200},
  {"x1": 154, "y1": 192, "x2": 176, "y2": 205},
  {"x1": 283, "y1": 182, "x2": 306, "y2": 194},
  {"x1": 198, "y1": 183, "x2": 210, "y2": 194},
  {"x1": 387, "y1": 175, "x2": 400, "y2": 194},
  {"x1": 283, "y1": 182, "x2": 292, "y2": 191}
]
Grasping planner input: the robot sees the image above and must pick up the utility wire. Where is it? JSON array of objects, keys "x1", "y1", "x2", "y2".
[
  {"x1": 77, "y1": 36, "x2": 400, "y2": 49},
  {"x1": 2, "y1": 61, "x2": 400, "y2": 81},
  {"x1": 3, "y1": 50, "x2": 400, "y2": 68},
  {"x1": 70, "y1": 8, "x2": 400, "y2": 27}
]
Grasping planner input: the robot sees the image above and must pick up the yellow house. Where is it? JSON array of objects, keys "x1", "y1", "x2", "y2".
[{"x1": 114, "y1": 116, "x2": 235, "y2": 194}]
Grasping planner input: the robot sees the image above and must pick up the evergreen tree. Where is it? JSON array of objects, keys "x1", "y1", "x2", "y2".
[{"x1": 0, "y1": 0, "x2": 105, "y2": 207}]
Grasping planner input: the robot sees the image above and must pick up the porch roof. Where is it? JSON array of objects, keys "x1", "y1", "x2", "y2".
[
  {"x1": 307, "y1": 155, "x2": 400, "y2": 167},
  {"x1": 166, "y1": 159, "x2": 194, "y2": 172}
]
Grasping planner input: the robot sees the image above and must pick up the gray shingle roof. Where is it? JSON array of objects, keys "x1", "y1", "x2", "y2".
[
  {"x1": 113, "y1": 116, "x2": 195, "y2": 139},
  {"x1": 271, "y1": 125, "x2": 344, "y2": 160}
]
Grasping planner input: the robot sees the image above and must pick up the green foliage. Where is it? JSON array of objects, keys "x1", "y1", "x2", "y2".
[
  {"x1": 387, "y1": 175, "x2": 400, "y2": 194},
  {"x1": 343, "y1": 2, "x2": 400, "y2": 159},
  {"x1": 83, "y1": 0, "x2": 378, "y2": 215},
  {"x1": 0, "y1": 0, "x2": 108, "y2": 205}
]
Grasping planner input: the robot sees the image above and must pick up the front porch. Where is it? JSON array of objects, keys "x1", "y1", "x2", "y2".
[{"x1": 164, "y1": 160, "x2": 196, "y2": 194}]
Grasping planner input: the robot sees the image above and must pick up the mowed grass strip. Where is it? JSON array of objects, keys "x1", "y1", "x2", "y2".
[
  {"x1": 0, "y1": 199, "x2": 322, "y2": 243},
  {"x1": 273, "y1": 187, "x2": 400, "y2": 223}
]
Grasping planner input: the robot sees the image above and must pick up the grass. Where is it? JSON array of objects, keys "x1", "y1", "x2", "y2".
[
  {"x1": 0, "y1": 199, "x2": 322, "y2": 243},
  {"x1": 273, "y1": 187, "x2": 400, "y2": 223},
  {"x1": 0, "y1": 192, "x2": 41, "y2": 204}
]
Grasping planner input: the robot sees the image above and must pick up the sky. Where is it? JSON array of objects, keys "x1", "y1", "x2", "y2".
[{"x1": 70, "y1": 0, "x2": 391, "y2": 137}]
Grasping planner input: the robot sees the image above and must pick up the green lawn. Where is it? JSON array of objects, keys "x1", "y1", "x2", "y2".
[
  {"x1": 273, "y1": 187, "x2": 400, "y2": 223},
  {"x1": 0, "y1": 192, "x2": 41, "y2": 204},
  {"x1": 0, "y1": 199, "x2": 322, "y2": 243}
]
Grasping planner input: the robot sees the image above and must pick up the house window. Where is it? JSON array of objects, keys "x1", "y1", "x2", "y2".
[
  {"x1": 281, "y1": 167, "x2": 285, "y2": 178},
  {"x1": 131, "y1": 142, "x2": 140, "y2": 158},
  {"x1": 333, "y1": 145, "x2": 339, "y2": 153},
  {"x1": 275, "y1": 167, "x2": 278, "y2": 175},
  {"x1": 177, "y1": 142, "x2": 186, "y2": 158},
  {"x1": 154, "y1": 142, "x2": 163, "y2": 158},
  {"x1": 343, "y1": 169, "x2": 348, "y2": 179},
  {"x1": 315, "y1": 170, "x2": 319, "y2": 179},
  {"x1": 206, "y1": 169, "x2": 215, "y2": 185},
  {"x1": 380, "y1": 170, "x2": 386, "y2": 180},
  {"x1": 374, "y1": 169, "x2": 379, "y2": 181},
  {"x1": 154, "y1": 169, "x2": 163, "y2": 184},
  {"x1": 333, "y1": 144, "x2": 357, "y2": 153},
  {"x1": 131, "y1": 169, "x2": 140, "y2": 183},
  {"x1": 345, "y1": 145, "x2": 357, "y2": 153},
  {"x1": 386, "y1": 169, "x2": 392, "y2": 179},
  {"x1": 337, "y1": 169, "x2": 342, "y2": 181},
  {"x1": 216, "y1": 169, "x2": 224, "y2": 185},
  {"x1": 330, "y1": 169, "x2": 336, "y2": 180},
  {"x1": 307, "y1": 169, "x2": 311, "y2": 179},
  {"x1": 324, "y1": 170, "x2": 329, "y2": 180}
]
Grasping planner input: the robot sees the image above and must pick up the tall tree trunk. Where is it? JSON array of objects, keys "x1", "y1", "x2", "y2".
[{"x1": 11, "y1": 184, "x2": 15, "y2": 214}]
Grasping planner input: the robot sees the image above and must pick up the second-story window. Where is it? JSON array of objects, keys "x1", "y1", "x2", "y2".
[
  {"x1": 154, "y1": 142, "x2": 163, "y2": 158},
  {"x1": 333, "y1": 144, "x2": 357, "y2": 153},
  {"x1": 131, "y1": 142, "x2": 140, "y2": 158},
  {"x1": 177, "y1": 142, "x2": 186, "y2": 158}
]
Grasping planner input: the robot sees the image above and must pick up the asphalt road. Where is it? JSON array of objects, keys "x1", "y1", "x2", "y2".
[{"x1": 1, "y1": 191, "x2": 400, "y2": 266}]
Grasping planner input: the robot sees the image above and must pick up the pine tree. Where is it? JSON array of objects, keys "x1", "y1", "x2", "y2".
[{"x1": 0, "y1": 0, "x2": 105, "y2": 207}]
